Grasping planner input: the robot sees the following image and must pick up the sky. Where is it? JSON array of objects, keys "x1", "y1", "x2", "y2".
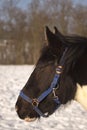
[
  {"x1": 17, "y1": 0, "x2": 30, "y2": 9},
  {"x1": 75, "y1": 0, "x2": 87, "y2": 5},
  {"x1": 18, "y1": 0, "x2": 87, "y2": 10}
]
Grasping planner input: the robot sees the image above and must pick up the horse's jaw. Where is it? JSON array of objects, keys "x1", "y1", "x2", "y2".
[{"x1": 75, "y1": 83, "x2": 87, "y2": 110}]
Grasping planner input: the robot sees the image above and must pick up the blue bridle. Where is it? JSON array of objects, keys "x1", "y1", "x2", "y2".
[{"x1": 19, "y1": 48, "x2": 68, "y2": 117}]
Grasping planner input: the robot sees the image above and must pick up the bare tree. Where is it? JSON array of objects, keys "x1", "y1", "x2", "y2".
[{"x1": 0, "y1": 0, "x2": 87, "y2": 64}]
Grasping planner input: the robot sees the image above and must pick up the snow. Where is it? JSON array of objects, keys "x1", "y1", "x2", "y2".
[{"x1": 0, "y1": 65, "x2": 87, "y2": 130}]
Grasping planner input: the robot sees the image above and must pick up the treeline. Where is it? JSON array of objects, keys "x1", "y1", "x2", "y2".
[{"x1": 0, "y1": 0, "x2": 87, "y2": 64}]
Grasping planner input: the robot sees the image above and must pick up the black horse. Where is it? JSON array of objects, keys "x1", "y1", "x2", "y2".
[{"x1": 15, "y1": 26, "x2": 87, "y2": 122}]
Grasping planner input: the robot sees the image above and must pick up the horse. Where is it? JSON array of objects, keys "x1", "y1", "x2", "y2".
[{"x1": 15, "y1": 26, "x2": 87, "y2": 122}]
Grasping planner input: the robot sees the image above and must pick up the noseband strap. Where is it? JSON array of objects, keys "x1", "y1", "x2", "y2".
[
  {"x1": 20, "y1": 91, "x2": 48, "y2": 117},
  {"x1": 20, "y1": 48, "x2": 68, "y2": 117}
]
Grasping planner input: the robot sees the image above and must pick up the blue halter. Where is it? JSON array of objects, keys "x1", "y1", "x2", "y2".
[{"x1": 19, "y1": 48, "x2": 68, "y2": 117}]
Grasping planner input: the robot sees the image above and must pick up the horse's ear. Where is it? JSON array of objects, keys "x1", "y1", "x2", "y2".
[
  {"x1": 45, "y1": 26, "x2": 61, "y2": 47},
  {"x1": 54, "y1": 26, "x2": 68, "y2": 46},
  {"x1": 54, "y1": 26, "x2": 62, "y2": 36},
  {"x1": 54, "y1": 26, "x2": 59, "y2": 34}
]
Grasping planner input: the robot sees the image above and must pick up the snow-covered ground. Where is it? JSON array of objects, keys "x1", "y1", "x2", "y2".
[{"x1": 0, "y1": 65, "x2": 87, "y2": 130}]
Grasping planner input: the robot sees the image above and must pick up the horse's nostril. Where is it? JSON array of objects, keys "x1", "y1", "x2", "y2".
[{"x1": 15, "y1": 105, "x2": 18, "y2": 112}]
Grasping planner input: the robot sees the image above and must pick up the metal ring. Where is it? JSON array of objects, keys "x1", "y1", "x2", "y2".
[{"x1": 32, "y1": 99, "x2": 39, "y2": 107}]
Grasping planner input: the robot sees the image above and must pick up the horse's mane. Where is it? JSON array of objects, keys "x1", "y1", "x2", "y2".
[
  {"x1": 64, "y1": 35, "x2": 87, "y2": 65},
  {"x1": 66, "y1": 35, "x2": 87, "y2": 45},
  {"x1": 56, "y1": 35, "x2": 86, "y2": 76}
]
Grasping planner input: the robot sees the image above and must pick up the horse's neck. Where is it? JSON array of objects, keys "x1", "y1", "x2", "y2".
[{"x1": 75, "y1": 83, "x2": 87, "y2": 110}]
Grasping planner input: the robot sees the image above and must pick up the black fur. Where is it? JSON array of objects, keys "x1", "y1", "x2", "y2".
[{"x1": 16, "y1": 26, "x2": 87, "y2": 120}]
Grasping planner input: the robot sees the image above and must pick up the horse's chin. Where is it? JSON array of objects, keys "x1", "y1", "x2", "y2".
[{"x1": 24, "y1": 117, "x2": 37, "y2": 122}]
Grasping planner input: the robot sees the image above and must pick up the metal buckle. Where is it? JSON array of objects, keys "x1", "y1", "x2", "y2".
[
  {"x1": 56, "y1": 66, "x2": 63, "y2": 74},
  {"x1": 32, "y1": 99, "x2": 39, "y2": 107},
  {"x1": 53, "y1": 88, "x2": 58, "y2": 99}
]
